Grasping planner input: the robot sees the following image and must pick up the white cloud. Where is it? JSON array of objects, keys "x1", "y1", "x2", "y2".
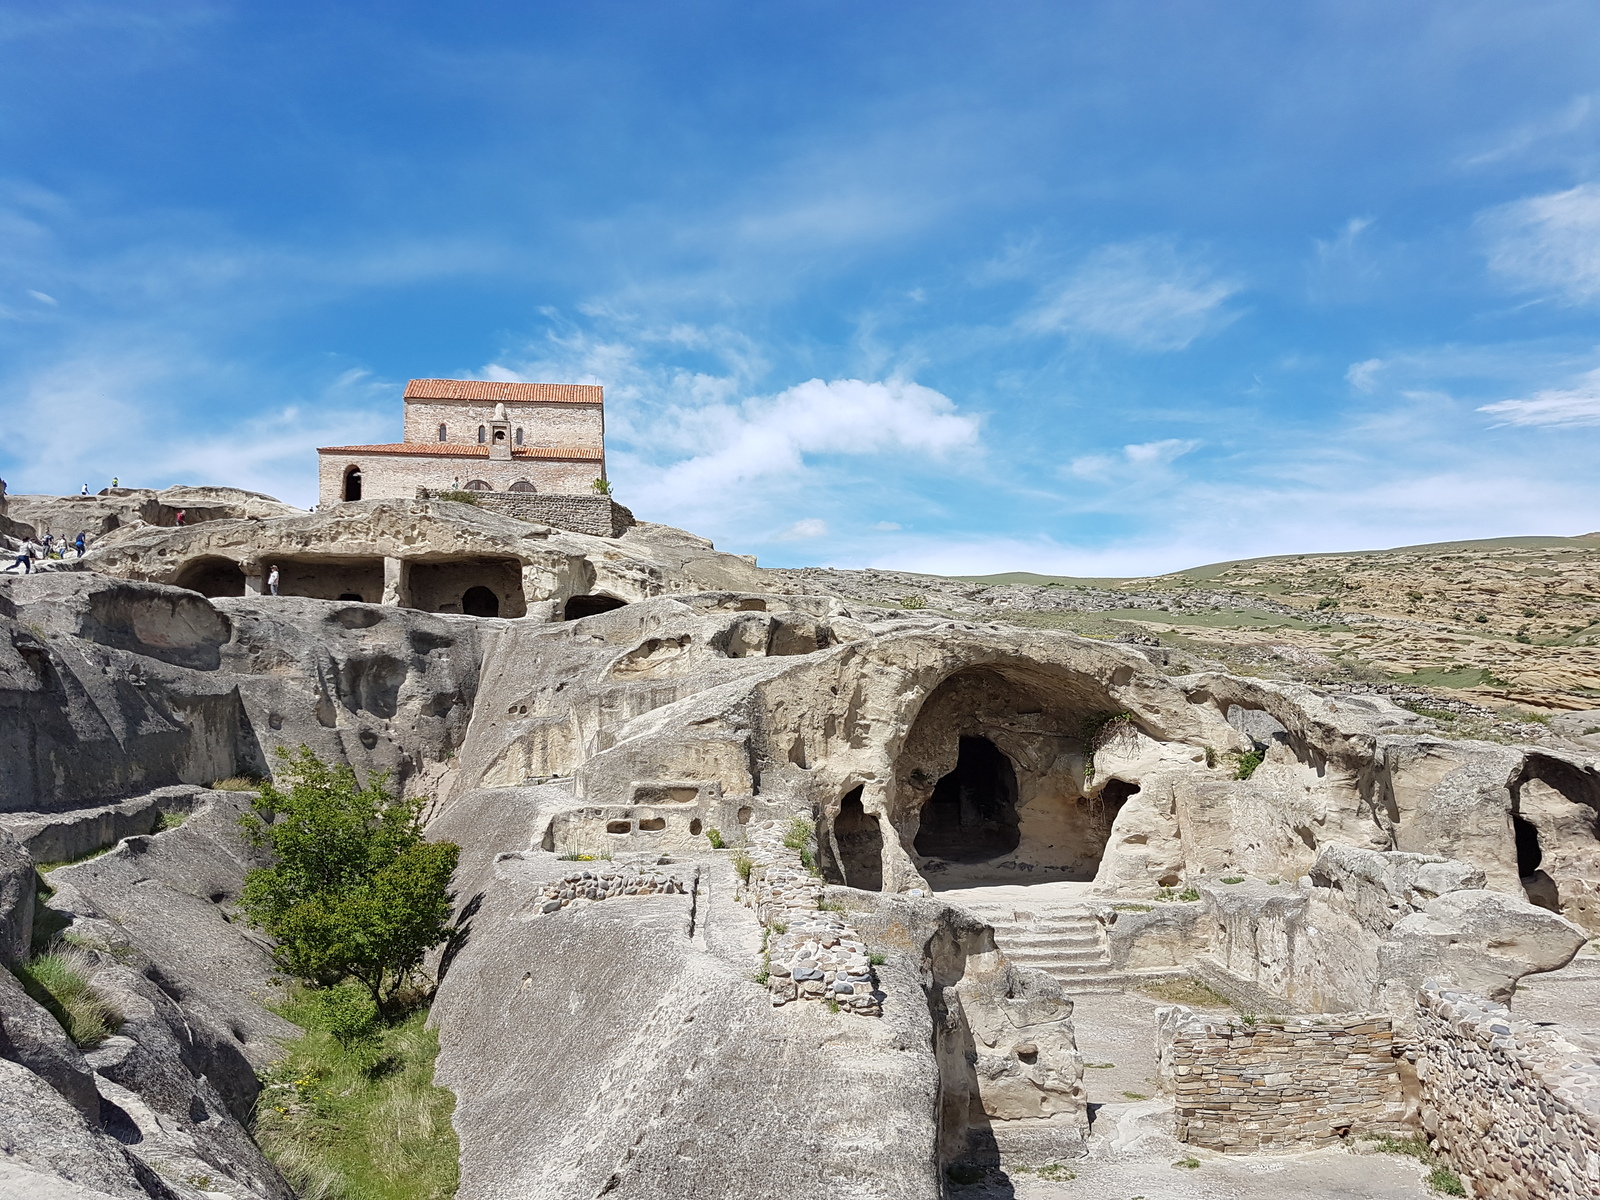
[
  {"x1": 1346, "y1": 358, "x2": 1385, "y2": 391},
  {"x1": 777, "y1": 518, "x2": 828, "y2": 540},
  {"x1": 628, "y1": 376, "x2": 979, "y2": 504},
  {"x1": 26, "y1": 290, "x2": 57, "y2": 306},
  {"x1": 872, "y1": 520, "x2": 901, "y2": 531},
  {"x1": 1479, "y1": 368, "x2": 1600, "y2": 427},
  {"x1": 1481, "y1": 183, "x2": 1600, "y2": 302},
  {"x1": 1068, "y1": 437, "x2": 1198, "y2": 481},
  {"x1": 1024, "y1": 241, "x2": 1241, "y2": 351}
]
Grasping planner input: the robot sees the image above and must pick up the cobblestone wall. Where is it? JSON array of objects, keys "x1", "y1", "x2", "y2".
[
  {"x1": 1417, "y1": 984, "x2": 1600, "y2": 1198},
  {"x1": 737, "y1": 822, "x2": 884, "y2": 1017},
  {"x1": 419, "y1": 489, "x2": 636, "y2": 537},
  {"x1": 1157, "y1": 1007, "x2": 1407, "y2": 1150}
]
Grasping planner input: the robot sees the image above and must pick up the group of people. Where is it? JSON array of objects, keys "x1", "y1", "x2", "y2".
[{"x1": 5, "y1": 531, "x2": 88, "y2": 574}]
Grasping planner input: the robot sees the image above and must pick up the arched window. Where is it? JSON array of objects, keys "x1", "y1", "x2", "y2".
[
  {"x1": 342, "y1": 465, "x2": 362, "y2": 502},
  {"x1": 515, "y1": 427, "x2": 523, "y2": 446},
  {"x1": 438, "y1": 423, "x2": 447, "y2": 442},
  {"x1": 509, "y1": 480, "x2": 536, "y2": 492},
  {"x1": 477, "y1": 425, "x2": 486, "y2": 444},
  {"x1": 463, "y1": 479, "x2": 492, "y2": 491}
]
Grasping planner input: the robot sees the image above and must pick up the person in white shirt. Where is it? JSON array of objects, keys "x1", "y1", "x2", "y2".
[{"x1": 267, "y1": 565, "x2": 280, "y2": 596}]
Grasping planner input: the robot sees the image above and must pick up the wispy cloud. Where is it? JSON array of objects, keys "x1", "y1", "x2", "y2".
[
  {"x1": 1479, "y1": 368, "x2": 1600, "y2": 427},
  {"x1": 1023, "y1": 240, "x2": 1241, "y2": 351},
  {"x1": 1346, "y1": 358, "x2": 1385, "y2": 391},
  {"x1": 1481, "y1": 183, "x2": 1600, "y2": 302},
  {"x1": 1463, "y1": 95, "x2": 1595, "y2": 168},
  {"x1": 1067, "y1": 437, "x2": 1199, "y2": 482},
  {"x1": 777, "y1": 518, "x2": 828, "y2": 540}
]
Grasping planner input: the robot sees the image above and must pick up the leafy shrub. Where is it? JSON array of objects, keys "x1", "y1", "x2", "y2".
[
  {"x1": 782, "y1": 816, "x2": 818, "y2": 874},
  {"x1": 899, "y1": 594, "x2": 926, "y2": 610},
  {"x1": 732, "y1": 850, "x2": 754, "y2": 884},
  {"x1": 435, "y1": 489, "x2": 480, "y2": 506},
  {"x1": 1082, "y1": 711, "x2": 1136, "y2": 782},
  {"x1": 240, "y1": 747, "x2": 460, "y2": 1020},
  {"x1": 1221, "y1": 876, "x2": 1245, "y2": 884},
  {"x1": 1233, "y1": 749, "x2": 1265, "y2": 780},
  {"x1": 705, "y1": 828, "x2": 725, "y2": 849},
  {"x1": 1315, "y1": 596, "x2": 1338, "y2": 610},
  {"x1": 591, "y1": 478, "x2": 613, "y2": 496},
  {"x1": 12, "y1": 945, "x2": 122, "y2": 1047}
]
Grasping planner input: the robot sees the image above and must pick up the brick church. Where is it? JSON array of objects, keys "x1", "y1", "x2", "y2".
[{"x1": 317, "y1": 378, "x2": 606, "y2": 507}]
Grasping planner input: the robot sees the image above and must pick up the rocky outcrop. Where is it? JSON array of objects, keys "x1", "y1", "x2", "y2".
[{"x1": 4, "y1": 486, "x2": 303, "y2": 542}]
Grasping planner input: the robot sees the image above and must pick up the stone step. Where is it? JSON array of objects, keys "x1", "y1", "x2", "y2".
[
  {"x1": 1001, "y1": 932, "x2": 1102, "y2": 949},
  {"x1": 1005, "y1": 945, "x2": 1108, "y2": 963}
]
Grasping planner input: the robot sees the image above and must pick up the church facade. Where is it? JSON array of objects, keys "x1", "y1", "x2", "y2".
[{"x1": 316, "y1": 378, "x2": 606, "y2": 507}]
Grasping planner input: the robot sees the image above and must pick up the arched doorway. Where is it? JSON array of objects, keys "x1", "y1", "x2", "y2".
[
  {"x1": 563, "y1": 594, "x2": 628, "y2": 620},
  {"x1": 342, "y1": 466, "x2": 362, "y2": 501},
  {"x1": 462, "y1": 586, "x2": 500, "y2": 617},
  {"x1": 823, "y1": 787, "x2": 884, "y2": 891},
  {"x1": 914, "y1": 736, "x2": 1021, "y2": 863}
]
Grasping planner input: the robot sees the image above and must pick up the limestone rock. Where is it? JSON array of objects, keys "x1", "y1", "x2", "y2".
[
  {"x1": 0, "y1": 967, "x2": 99, "y2": 1122},
  {"x1": 0, "y1": 828, "x2": 33, "y2": 963},
  {"x1": 1386, "y1": 888, "x2": 1587, "y2": 1005}
]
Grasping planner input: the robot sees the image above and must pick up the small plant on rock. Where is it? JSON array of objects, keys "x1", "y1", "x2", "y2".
[
  {"x1": 705, "y1": 828, "x2": 725, "y2": 849},
  {"x1": 11, "y1": 944, "x2": 122, "y2": 1047},
  {"x1": 435, "y1": 489, "x2": 481, "y2": 506},
  {"x1": 899, "y1": 594, "x2": 926, "y2": 610},
  {"x1": 732, "y1": 850, "x2": 754, "y2": 884},
  {"x1": 1232, "y1": 748, "x2": 1265, "y2": 780},
  {"x1": 591, "y1": 477, "x2": 613, "y2": 496},
  {"x1": 782, "y1": 816, "x2": 819, "y2": 874}
]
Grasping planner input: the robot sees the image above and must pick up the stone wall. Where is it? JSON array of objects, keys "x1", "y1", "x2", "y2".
[
  {"x1": 450, "y1": 491, "x2": 637, "y2": 538},
  {"x1": 1157, "y1": 1006, "x2": 1407, "y2": 1151},
  {"x1": 1417, "y1": 984, "x2": 1600, "y2": 1198},
  {"x1": 318, "y1": 452, "x2": 597, "y2": 508},
  {"x1": 401, "y1": 395, "x2": 603, "y2": 450}
]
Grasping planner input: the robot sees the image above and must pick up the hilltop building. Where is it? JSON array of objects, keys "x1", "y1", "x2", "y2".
[{"x1": 317, "y1": 378, "x2": 606, "y2": 507}]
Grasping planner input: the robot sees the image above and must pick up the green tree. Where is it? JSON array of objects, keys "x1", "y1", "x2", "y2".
[{"x1": 240, "y1": 747, "x2": 460, "y2": 1020}]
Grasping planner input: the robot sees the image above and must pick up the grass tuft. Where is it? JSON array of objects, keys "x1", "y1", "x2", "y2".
[
  {"x1": 256, "y1": 991, "x2": 458, "y2": 1200},
  {"x1": 732, "y1": 850, "x2": 754, "y2": 885},
  {"x1": 1363, "y1": 1134, "x2": 1466, "y2": 1195},
  {"x1": 210, "y1": 776, "x2": 261, "y2": 792},
  {"x1": 11, "y1": 945, "x2": 123, "y2": 1047},
  {"x1": 705, "y1": 828, "x2": 725, "y2": 850}
]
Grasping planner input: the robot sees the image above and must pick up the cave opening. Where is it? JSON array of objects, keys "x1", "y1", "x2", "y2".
[
  {"x1": 822, "y1": 786, "x2": 884, "y2": 891},
  {"x1": 462, "y1": 586, "x2": 500, "y2": 617},
  {"x1": 563, "y1": 594, "x2": 629, "y2": 620},
  {"x1": 914, "y1": 736, "x2": 1021, "y2": 864}
]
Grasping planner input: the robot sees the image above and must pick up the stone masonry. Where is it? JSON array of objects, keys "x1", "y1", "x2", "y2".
[
  {"x1": 1417, "y1": 983, "x2": 1600, "y2": 1199},
  {"x1": 430, "y1": 490, "x2": 637, "y2": 538},
  {"x1": 1156, "y1": 1006, "x2": 1407, "y2": 1150}
]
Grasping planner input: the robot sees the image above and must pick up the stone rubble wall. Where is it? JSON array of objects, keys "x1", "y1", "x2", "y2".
[
  {"x1": 532, "y1": 867, "x2": 691, "y2": 913},
  {"x1": 737, "y1": 823, "x2": 884, "y2": 1017},
  {"x1": 1417, "y1": 984, "x2": 1600, "y2": 1199},
  {"x1": 417, "y1": 488, "x2": 636, "y2": 538},
  {"x1": 1156, "y1": 1006, "x2": 1407, "y2": 1151}
]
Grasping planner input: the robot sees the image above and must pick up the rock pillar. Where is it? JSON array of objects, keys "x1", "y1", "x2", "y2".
[
  {"x1": 242, "y1": 564, "x2": 265, "y2": 596},
  {"x1": 383, "y1": 557, "x2": 410, "y2": 607}
]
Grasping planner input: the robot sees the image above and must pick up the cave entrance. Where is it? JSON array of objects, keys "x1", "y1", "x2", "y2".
[
  {"x1": 462, "y1": 586, "x2": 500, "y2": 617},
  {"x1": 821, "y1": 787, "x2": 884, "y2": 891},
  {"x1": 915, "y1": 737, "x2": 1021, "y2": 863},
  {"x1": 174, "y1": 557, "x2": 246, "y2": 598},
  {"x1": 563, "y1": 594, "x2": 628, "y2": 620}
]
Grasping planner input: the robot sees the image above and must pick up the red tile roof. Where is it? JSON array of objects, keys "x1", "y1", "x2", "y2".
[
  {"x1": 403, "y1": 379, "x2": 603, "y2": 405},
  {"x1": 317, "y1": 443, "x2": 604, "y2": 461}
]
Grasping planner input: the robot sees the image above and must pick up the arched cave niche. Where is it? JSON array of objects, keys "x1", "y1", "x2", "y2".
[
  {"x1": 462, "y1": 585, "x2": 500, "y2": 617},
  {"x1": 342, "y1": 466, "x2": 362, "y2": 502},
  {"x1": 563, "y1": 594, "x2": 629, "y2": 621},
  {"x1": 896, "y1": 664, "x2": 1139, "y2": 889},
  {"x1": 1514, "y1": 811, "x2": 1561, "y2": 912},
  {"x1": 820, "y1": 786, "x2": 884, "y2": 891},
  {"x1": 174, "y1": 557, "x2": 246, "y2": 599},
  {"x1": 914, "y1": 737, "x2": 1021, "y2": 864}
]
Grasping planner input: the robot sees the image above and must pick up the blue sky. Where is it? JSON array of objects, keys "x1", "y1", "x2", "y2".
[{"x1": 4, "y1": 2, "x2": 1600, "y2": 574}]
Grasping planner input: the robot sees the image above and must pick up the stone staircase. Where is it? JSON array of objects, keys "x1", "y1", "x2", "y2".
[{"x1": 955, "y1": 898, "x2": 1126, "y2": 994}]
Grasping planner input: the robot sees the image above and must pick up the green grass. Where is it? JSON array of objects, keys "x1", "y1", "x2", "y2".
[
  {"x1": 1016, "y1": 1163, "x2": 1077, "y2": 1181},
  {"x1": 157, "y1": 810, "x2": 188, "y2": 831},
  {"x1": 433, "y1": 490, "x2": 481, "y2": 506},
  {"x1": 1363, "y1": 1135, "x2": 1465, "y2": 1195},
  {"x1": 1233, "y1": 749, "x2": 1265, "y2": 780},
  {"x1": 10, "y1": 945, "x2": 122, "y2": 1047},
  {"x1": 1173, "y1": 1156, "x2": 1201, "y2": 1169},
  {"x1": 732, "y1": 850, "x2": 754, "y2": 884},
  {"x1": 705, "y1": 828, "x2": 725, "y2": 849},
  {"x1": 255, "y1": 990, "x2": 458, "y2": 1200},
  {"x1": 782, "y1": 816, "x2": 818, "y2": 874},
  {"x1": 1138, "y1": 978, "x2": 1231, "y2": 1008}
]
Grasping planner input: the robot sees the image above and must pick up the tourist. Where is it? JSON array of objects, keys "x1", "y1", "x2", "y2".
[
  {"x1": 80, "y1": 484, "x2": 88, "y2": 496},
  {"x1": 111, "y1": 476, "x2": 118, "y2": 488},
  {"x1": 6, "y1": 541, "x2": 38, "y2": 574},
  {"x1": 174, "y1": 509, "x2": 185, "y2": 527},
  {"x1": 40, "y1": 534, "x2": 54, "y2": 558},
  {"x1": 74, "y1": 532, "x2": 86, "y2": 557},
  {"x1": 267, "y1": 565, "x2": 280, "y2": 596}
]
